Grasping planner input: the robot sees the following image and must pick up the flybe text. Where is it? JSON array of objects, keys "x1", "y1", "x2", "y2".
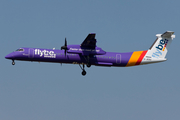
[
  {"x1": 34, "y1": 49, "x2": 56, "y2": 58},
  {"x1": 156, "y1": 39, "x2": 168, "y2": 50},
  {"x1": 152, "y1": 39, "x2": 168, "y2": 58}
]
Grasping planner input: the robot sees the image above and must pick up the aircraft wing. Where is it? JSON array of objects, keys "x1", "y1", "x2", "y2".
[{"x1": 81, "y1": 33, "x2": 96, "y2": 49}]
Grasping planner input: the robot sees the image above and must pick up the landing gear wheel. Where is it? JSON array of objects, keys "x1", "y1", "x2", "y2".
[
  {"x1": 12, "y1": 60, "x2": 15, "y2": 65},
  {"x1": 79, "y1": 64, "x2": 87, "y2": 76},
  {"x1": 82, "y1": 70, "x2": 86, "y2": 76},
  {"x1": 86, "y1": 63, "x2": 91, "y2": 68}
]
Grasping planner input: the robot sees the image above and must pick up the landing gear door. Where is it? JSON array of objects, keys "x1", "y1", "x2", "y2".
[
  {"x1": 116, "y1": 54, "x2": 121, "y2": 64},
  {"x1": 29, "y1": 48, "x2": 34, "y2": 58}
]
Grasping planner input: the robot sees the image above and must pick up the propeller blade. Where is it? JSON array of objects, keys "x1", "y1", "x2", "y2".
[
  {"x1": 65, "y1": 38, "x2": 67, "y2": 46},
  {"x1": 61, "y1": 38, "x2": 67, "y2": 50},
  {"x1": 61, "y1": 37, "x2": 68, "y2": 57}
]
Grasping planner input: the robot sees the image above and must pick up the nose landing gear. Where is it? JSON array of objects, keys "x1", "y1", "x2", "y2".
[{"x1": 12, "y1": 60, "x2": 15, "y2": 65}]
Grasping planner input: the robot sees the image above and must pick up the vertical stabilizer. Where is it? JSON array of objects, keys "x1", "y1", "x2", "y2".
[{"x1": 141, "y1": 31, "x2": 175, "y2": 65}]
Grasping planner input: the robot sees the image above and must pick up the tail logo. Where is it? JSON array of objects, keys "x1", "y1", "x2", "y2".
[
  {"x1": 152, "y1": 39, "x2": 168, "y2": 58},
  {"x1": 156, "y1": 39, "x2": 169, "y2": 51}
]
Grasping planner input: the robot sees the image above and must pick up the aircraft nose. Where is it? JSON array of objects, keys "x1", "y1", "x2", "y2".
[{"x1": 5, "y1": 53, "x2": 14, "y2": 59}]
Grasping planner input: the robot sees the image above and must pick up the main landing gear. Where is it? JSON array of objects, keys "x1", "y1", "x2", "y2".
[
  {"x1": 86, "y1": 63, "x2": 91, "y2": 68},
  {"x1": 12, "y1": 60, "x2": 15, "y2": 65},
  {"x1": 84, "y1": 56, "x2": 91, "y2": 68},
  {"x1": 79, "y1": 64, "x2": 87, "y2": 76}
]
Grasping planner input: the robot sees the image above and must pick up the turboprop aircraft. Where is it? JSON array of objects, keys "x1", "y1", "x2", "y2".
[{"x1": 5, "y1": 31, "x2": 175, "y2": 76}]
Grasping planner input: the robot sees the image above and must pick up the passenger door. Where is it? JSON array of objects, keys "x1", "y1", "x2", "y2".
[{"x1": 116, "y1": 54, "x2": 121, "y2": 64}]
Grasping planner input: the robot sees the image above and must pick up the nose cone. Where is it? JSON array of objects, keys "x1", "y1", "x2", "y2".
[{"x1": 5, "y1": 53, "x2": 14, "y2": 59}]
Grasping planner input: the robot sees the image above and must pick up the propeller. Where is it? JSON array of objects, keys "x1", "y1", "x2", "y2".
[{"x1": 61, "y1": 38, "x2": 68, "y2": 56}]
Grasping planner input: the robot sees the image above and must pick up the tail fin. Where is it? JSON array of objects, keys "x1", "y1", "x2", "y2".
[
  {"x1": 141, "y1": 31, "x2": 175, "y2": 64},
  {"x1": 148, "y1": 31, "x2": 175, "y2": 58}
]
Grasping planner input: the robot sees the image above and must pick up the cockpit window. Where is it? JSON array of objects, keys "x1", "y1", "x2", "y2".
[{"x1": 16, "y1": 49, "x2": 24, "y2": 51}]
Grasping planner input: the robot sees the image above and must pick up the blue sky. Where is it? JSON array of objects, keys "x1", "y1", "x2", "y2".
[{"x1": 1, "y1": 0, "x2": 180, "y2": 120}]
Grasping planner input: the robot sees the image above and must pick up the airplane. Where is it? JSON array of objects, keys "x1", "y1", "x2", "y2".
[{"x1": 5, "y1": 31, "x2": 175, "y2": 76}]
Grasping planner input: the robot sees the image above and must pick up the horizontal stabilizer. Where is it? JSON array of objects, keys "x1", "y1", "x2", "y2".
[{"x1": 161, "y1": 31, "x2": 175, "y2": 38}]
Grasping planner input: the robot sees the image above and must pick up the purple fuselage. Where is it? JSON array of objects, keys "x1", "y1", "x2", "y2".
[{"x1": 5, "y1": 46, "x2": 133, "y2": 67}]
